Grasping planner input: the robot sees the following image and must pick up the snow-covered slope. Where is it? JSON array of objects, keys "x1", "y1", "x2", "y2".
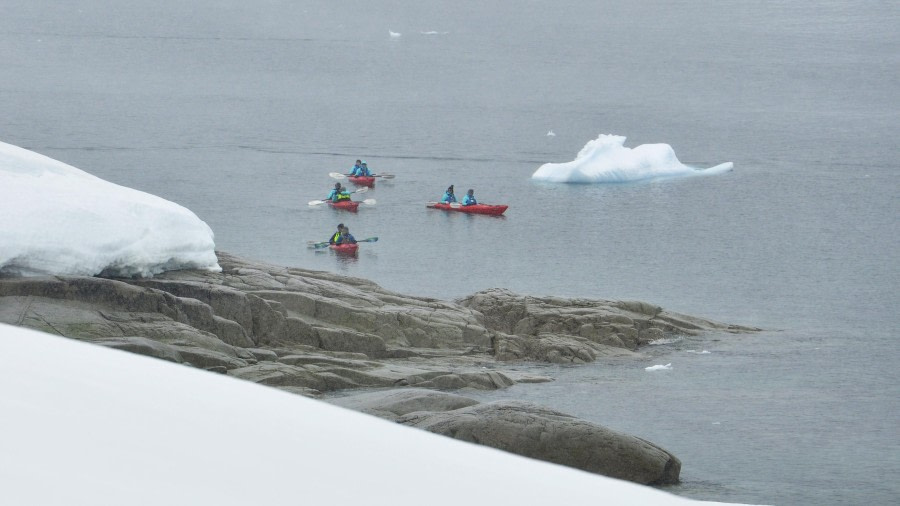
[
  {"x1": 532, "y1": 134, "x2": 733, "y2": 183},
  {"x1": 0, "y1": 141, "x2": 220, "y2": 277},
  {"x1": 0, "y1": 323, "x2": 751, "y2": 506}
]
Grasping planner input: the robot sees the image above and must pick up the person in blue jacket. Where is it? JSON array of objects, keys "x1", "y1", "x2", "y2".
[
  {"x1": 350, "y1": 160, "x2": 372, "y2": 177},
  {"x1": 325, "y1": 183, "x2": 342, "y2": 202},
  {"x1": 333, "y1": 186, "x2": 352, "y2": 202},
  {"x1": 462, "y1": 189, "x2": 477, "y2": 206},
  {"x1": 441, "y1": 185, "x2": 457, "y2": 203},
  {"x1": 326, "y1": 183, "x2": 352, "y2": 202},
  {"x1": 336, "y1": 226, "x2": 357, "y2": 244},
  {"x1": 326, "y1": 182, "x2": 341, "y2": 201}
]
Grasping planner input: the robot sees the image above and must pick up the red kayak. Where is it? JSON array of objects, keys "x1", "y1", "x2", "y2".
[
  {"x1": 328, "y1": 200, "x2": 360, "y2": 212},
  {"x1": 329, "y1": 243, "x2": 359, "y2": 254},
  {"x1": 427, "y1": 202, "x2": 508, "y2": 216},
  {"x1": 348, "y1": 175, "x2": 375, "y2": 187}
]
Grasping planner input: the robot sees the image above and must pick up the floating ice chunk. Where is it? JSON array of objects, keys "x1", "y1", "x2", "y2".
[
  {"x1": 389, "y1": 30, "x2": 402, "y2": 38},
  {"x1": 0, "y1": 140, "x2": 220, "y2": 277},
  {"x1": 648, "y1": 336, "x2": 683, "y2": 346},
  {"x1": 645, "y1": 363, "x2": 673, "y2": 371},
  {"x1": 532, "y1": 134, "x2": 733, "y2": 184},
  {"x1": 420, "y1": 31, "x2": 449, "y2": 35},
  {"x1": 686, "y1": 350, "x2": 712, "y2": 354},
  {"x1": 547, "y1": 130, "x2": 556, "y2": 137}
]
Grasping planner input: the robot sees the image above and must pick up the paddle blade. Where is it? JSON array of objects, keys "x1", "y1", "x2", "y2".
[
  {"x1": 308, "y1": 200, "x2": 326, "y2": 206},
  {"x1": 359, "y1": 237, "x2": 378, "y2": 243},
  {"x1": 375, "y1": 173, "x2": 395, "y2": 179},
  {"x1": 353, "y1": 186, "x2": 369, "y2": 194},
  {"x1": 449, "y1": 203, "x2": 462, "y2": 208},
  {"x1": 362, "y1": 198, "x2": 377, "y2": 205},
  {"x1": 329, "y1": 172, "x2": 347, "y2": 179},
  {"x1": 308, "y1": 241, "x2": 330, "y2": 249}
]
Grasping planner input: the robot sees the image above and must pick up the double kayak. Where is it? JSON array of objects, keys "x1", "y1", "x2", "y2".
[
  {"x1": 329, "y1": 243, "x2": 359, "y2": 254},
  {"x1": 427, "y1": 202, "x2": 508, "y2": 216},
  {"x1": 348, "y1": 175, "x2": 375, "y2": 187},
  {"x1": 328, "y1": 200, "x2": 360, "y2": 212}
]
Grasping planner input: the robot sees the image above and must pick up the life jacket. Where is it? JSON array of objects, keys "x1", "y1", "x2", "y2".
[
  {"x1": 336, "y1": 190, "x2": 352, "y2": 201},
  {"x1": 462, "y1": 194, "x2": 477, "y2": 206},
  {"x1": 329, "y1": 231, "x2": 341, "y2": 244}
]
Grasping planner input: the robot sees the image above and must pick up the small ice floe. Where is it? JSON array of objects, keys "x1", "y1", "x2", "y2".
[
  {"x1": 389, "y1": 30, "x2": 401, "y2": 38},
  {"x1": 547, "y1": 130, "x2": 556, "y2": 137},
  {"x1": 420, "y1": 31, "x2": 449, "y2": 35},
  {"x1": 647, "y1": 336, "x2": 683, "y2": 346},
  {"x1": 686, "y1": 350, "x2": 711, "y2": 354},
  {"x1": 645, "y1": 363, "x2": 672, "y2": 371}
]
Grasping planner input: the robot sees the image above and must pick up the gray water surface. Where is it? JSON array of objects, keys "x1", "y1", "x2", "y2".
[{"x1": 2, "y1": 1, "x2": 898, "y2": 504}]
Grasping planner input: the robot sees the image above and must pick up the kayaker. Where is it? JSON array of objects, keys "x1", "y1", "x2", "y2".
[
  {"x1": 328, "y1": 223, "x2": 344, "y2": 244},
  {"x1": 462, "y1": 189, "x2": 477, "y2": 206},
  {"x1": 326, "y1": 182, "x2": 342, "y2": 201},
  {"x1": 349, "y1": 160, "x2": 362, "y2": 175},
  {"x1": 333, "y1": 185, "x2": 352, "y2": 202},
  {"x1": 356, "y1": 161, "x2": 372, "y2": 177},
  {"x1": 336, "y1": 227, "x2": 357, "y2": 244},
  {"x1": 441, "y1": 185, "x2": 457, "y2": 203},
  {"x1": 327, "y1": 183, "x2": 352, "y2": 202}
]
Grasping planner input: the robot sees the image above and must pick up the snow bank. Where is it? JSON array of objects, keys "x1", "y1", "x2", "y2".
[
  {"x1": 0, "y1": 141, "x2": 220, "y2": 277},
  {"x1": 532, "y1": 134, "x2": 733, "y2": 183},
  {"x1": 0, "y1": 323, "x2": 751, "y2": 506}
]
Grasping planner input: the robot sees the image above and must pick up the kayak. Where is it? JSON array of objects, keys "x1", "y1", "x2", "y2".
[
  {"x1": 348, "y1": 175, "x2": 375, "y2": 187},
  {"x1": 328, "y1": 200, "x2": 360, "y2": 212},
  {"x1": 427, "y1": 202, "x2": 508, "y2": 216},
  {"x1": 329, "y1": 243, "x2": 359, "y2": 254}
]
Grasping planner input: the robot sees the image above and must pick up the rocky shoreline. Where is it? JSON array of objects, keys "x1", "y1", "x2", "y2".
[{"x1": 0, "y1": 251, "x2": 757, "y2": 485}]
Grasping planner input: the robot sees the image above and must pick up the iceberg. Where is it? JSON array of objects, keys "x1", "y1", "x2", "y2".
[
  {"x1": 0, "y1": 323, "x2": 752, "y2": 505},
  {"x1": 0, "y1": 140, "x2": 220, "y2": 277},
  {"x1": 532, "y1": 134, "x2": 733, "y2": 184}
]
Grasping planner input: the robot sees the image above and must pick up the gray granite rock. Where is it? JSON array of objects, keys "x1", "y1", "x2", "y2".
[
  {"x1": 397, "y1": 400, "x2": 681, "y2": 485},
  {"x1": 326, "y1": 389, "x2": 480, "y2": 421},
  {"x1": 0, "y1": 251, "x2": 759, "y2": 485}
]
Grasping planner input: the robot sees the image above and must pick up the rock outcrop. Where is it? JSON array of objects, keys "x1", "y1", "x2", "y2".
[
  {"x1": 327, "y1": 389, "x2": 680, "y2": 485},
  {"x1": 0, "y1": 251, "x2": 758, "y2": 484}
]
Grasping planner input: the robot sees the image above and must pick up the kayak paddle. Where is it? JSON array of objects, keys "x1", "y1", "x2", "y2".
[
  {"x1": 330, "y1": 172, "x2": 395, "y2": 180},
  {"x1": 426, "y1": 201, "x2": 462, "y2": 208},
  {"x1": 308, "y1": 237, "x2": 379, "y2": 249},
  {"x1": 308, "y1": 186, "x2": 368, "y2": 206}
]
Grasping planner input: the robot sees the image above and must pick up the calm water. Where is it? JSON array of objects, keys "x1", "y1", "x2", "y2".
[{"x1": 2, "y1": 1, "x2": 898, "y2": 504}]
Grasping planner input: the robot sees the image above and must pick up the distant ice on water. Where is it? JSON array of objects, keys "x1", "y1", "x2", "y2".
[
  {"x1": 532, "y1": 134, "x2": 733, "y2": 183},
  {"x1": 389, "y1": 30, "x2": 402, "y2": 38},
  {"x1": 648, "y1": 336, "x2": 684, "y2": 346},
  {"x1": 645, "y1": 363, "x2": 673, "y2": 371}
]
